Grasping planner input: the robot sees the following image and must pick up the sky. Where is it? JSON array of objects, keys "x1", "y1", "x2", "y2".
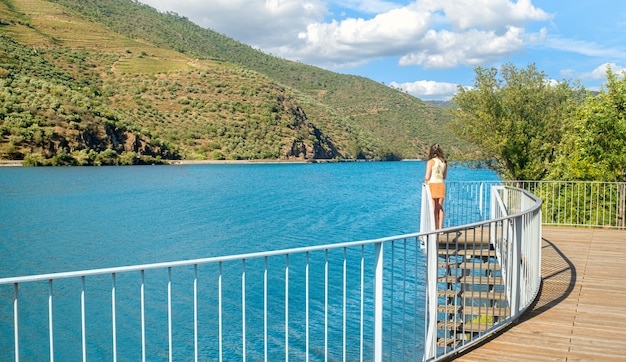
[{"x1": 137, "y1": 0, "x2": 626, "y2": 101}]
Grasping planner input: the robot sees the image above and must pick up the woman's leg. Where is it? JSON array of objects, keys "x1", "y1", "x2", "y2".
[
  {"x1": 434, "y1": 198, "x2": 445, "y2": 229},
  {"x1": 431, "y1": 199, "x2": 437, "y2": 229}
]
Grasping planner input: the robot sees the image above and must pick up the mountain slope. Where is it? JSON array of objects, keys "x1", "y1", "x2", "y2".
[
  {"x1": 50, "y1": 0, "x2": 475, "y2": 157},
  {"x1": 0, "y1": 0, "x2": 477, "y2": 165}
]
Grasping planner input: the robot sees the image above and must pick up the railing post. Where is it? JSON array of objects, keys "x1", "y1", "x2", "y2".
[
  {"x1": 423, "y1": 232, "x2": 438, "y2": 362},
  {"x1": 81, "y1": 276, "x2": 86, "y2": 362},
  {"x1": 420, "y1": 183, "x2": 437, "y2": 361},
  {"x1": 48, "y1": 279, "x2": 54, "y2": 362},
  {"x1": 479, "y1": 182, "x2": 484, "y2": 217},
  {"x1": 140, "y1": 270, "x2": 146, "y2": 362},
  {"x1": 511, "y1": 215, "x2": 522, "y2": 318},
  {"x1": 14, "y1": 283, "x2": 19, "y2": 362},
  {"x1": 616, "y1": 183, "x2": 626, "y2": 227},
  {"x1": 373, "y1": 242, "x2": 383, "y2": 362},
  {"x1": 167, "y1": 267, "x2": 172, "y2": 362},
  {"x1": 111, "y1": 274, "x2": 116, "y2": 362},
  {"x1": 242, "y1": 259, "x2": 247, "y2": 362}
]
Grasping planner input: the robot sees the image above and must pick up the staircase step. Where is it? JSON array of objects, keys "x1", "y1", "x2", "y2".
[
  {"x1": 437, "y1": 321, "x2": 498, "y2": 333},
  {"x1": 437, "y1": 337, "x2": 464, "y2": 348},
  {"x1": 458, "y1": 276, "x2": 504, "y2": 285},
  {"x1": 438, "y1": 289, "x2": 462, "y2": 298},
  {"x1": 438, "y1": 275, "x2": 462, "y2": 283},
  {"x1": 437, "y1": 228, "x2": 489, "y2": 242},
  {"x1": 460, "y1": 322, "x2": 498, "y2": 333},
  {"x1": 437, "y1": 320, "x2": 464, "y2": 330},
  {"x1": 437, "y1": 275, "x2": 504, "y2": 285},
  {"x1": 438, "y1": 289, "x2": 507, "y2": 301},
  {"x1": 454, "y1": 249, "x2": 497, "y2": 257},
  {"x1": 438, "y1": 261, "x2": 501, "y2": 270},
  {"x1": 462, "y1": 306, "x2": 510, "y2": 317},
  {"x1": 463, "y1": 290, "x2": 507, "y2": 301},
  {"x1": 437, "y1": 304, "x2": 462, "y2": 313},
  {"x1": 438, "y1": 248, "x2": 496, "y2": 258}
]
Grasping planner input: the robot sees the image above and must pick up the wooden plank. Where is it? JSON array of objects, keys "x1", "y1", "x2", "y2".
[
  {"x1": 463, "y1": 290, "x2": 507, "y2": 300},
  {"x1": 456, "y1": 226, "x2": 626, "y2": 361},
  {"x1": 453, "y1": 249, "x2": 497, "y2": 257},
  {"x1": 437, "y1": 261, "x2": 501, "y2": 270},
  {"x1": 462, "y1": 306, "x2": 510, "y2": 317},
  {"x1": 438, "y1": 289, "x2": 462, "y2": 297},
  {"x1": 438, "y1": 304, "x2": 462, "y2": 313},
  {"x1": 458, "y1": 276, "x2": 504, "y2": 285}
]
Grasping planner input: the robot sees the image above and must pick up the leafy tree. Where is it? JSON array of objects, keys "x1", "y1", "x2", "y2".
[
  {"x1": 451, "y1": 63, "x2": 584, "y2": 180},
  {"x1": 549, "y1": 67, "x2": 626, "y2": 182}
]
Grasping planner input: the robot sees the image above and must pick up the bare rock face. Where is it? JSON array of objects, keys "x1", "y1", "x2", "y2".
[
  {"x1": 283, "y1": 104, "x2": 343, "y2": 160},
  {"x1": 31, "y1": 123, "x2": 178, "y2": 160}
]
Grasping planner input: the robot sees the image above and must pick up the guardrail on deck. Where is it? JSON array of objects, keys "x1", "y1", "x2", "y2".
[
  {"x1": 510, "y1": 181, "x2": 626, "y2": 229},
  {"x1": 443, "y1": 180, "x2": 626, "y2": 229},
  {"x1": 420, "y1": 183, "x2": 543, "y2": 361},
  {"x1": 1, "y1": 234, "x2": 429, "y2": 361},
  {"x1": 1, "y1": 180, "x2": 620, "y2": 361}
]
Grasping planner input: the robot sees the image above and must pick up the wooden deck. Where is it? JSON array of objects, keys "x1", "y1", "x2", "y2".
[{"x1": 456, "y1": 226, "x2": 626, "y2": 361}]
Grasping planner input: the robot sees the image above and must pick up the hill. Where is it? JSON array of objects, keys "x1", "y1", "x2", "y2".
[{"x1": 0, "y1": 0, "x2": 477, "y2": 165}]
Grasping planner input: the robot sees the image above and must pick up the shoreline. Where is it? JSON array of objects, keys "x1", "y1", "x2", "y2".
[
  {"x1": 0, "y1": 158, "x2": 425, "y2": 167},
  {"x1": 169, "y1": 159, "x2": 311, "y2": 165},
  {"x1": 0, "y1": 160, "x2": 23, "y2": 167}
]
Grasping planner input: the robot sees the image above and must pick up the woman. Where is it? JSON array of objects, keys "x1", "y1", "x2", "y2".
[{"x1": 424, "y1": 144, "x2": 447, "y2": 230}]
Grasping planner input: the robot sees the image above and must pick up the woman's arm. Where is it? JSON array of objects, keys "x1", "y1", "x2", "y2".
[{"x1": 424, "y1": 159, "x2": 433, "y2": 183}]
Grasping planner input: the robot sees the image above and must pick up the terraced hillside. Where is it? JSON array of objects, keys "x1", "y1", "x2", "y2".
[{"x1": 0, "y1": 0, "x2": 477, "y2": 165}]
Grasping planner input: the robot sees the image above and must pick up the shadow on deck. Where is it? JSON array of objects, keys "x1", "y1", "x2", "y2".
[{"x1": 455, "y1": 226, "x2": 626, "y2": 361}]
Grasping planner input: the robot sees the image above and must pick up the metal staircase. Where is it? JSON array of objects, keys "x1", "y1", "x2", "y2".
[{"x1": 434, "y1": 229, "x2": 510, "y2": 350}]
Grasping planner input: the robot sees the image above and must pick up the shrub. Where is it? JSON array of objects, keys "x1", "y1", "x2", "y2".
[{"x1": 23, "y1": 153, "x2": 46, "y2": 166}]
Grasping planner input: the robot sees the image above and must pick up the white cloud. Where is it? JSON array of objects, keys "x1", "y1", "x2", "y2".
[
  {"x1": 390, "y1": 80, "x2": 460, "y2": 100},
  {"x1": 417, "y1": 0, "x2": 551, "y2": 32},
  {"x1": 581, "y1": 63, "x2": 626, "y2": 80},
  {"x1": 545, "y1": 37, "x2": 626, "y2": 59},
  {"x1": 293, "y1": 5, "x2": 432, "y2": 66},
  {"x1": 292, "y1": 0, "x2": 550, "y2": 69},
  {"x1": 398, "y1": 26, "x2": 527, "y2": 69}
]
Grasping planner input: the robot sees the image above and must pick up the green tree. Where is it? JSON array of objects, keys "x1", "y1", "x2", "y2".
[
  {"x1": 451, "y1": 63, "x2": 584, "y2": 180},
  {"x1": 549, "y1": 67, "x2": 626, "y2": 182}
]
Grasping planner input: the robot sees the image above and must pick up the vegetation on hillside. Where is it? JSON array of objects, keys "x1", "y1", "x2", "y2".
[
  {"x1": 0, "y1": 35, "x2": 178, "y2": 165},
  {"x1": 0, "y1": 0, "x2": 479, "y2": 166}
]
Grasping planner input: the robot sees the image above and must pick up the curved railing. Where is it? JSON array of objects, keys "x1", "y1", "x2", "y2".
[
  {"x1": 0, "y1": 182, "x2": 548, "y2": 361},
  {"x1": 420, "y1": 183, "x2": 543, "y2": 361},
  {"x1": 508, "y1": 181, "x2": 625, "y2": 229}
]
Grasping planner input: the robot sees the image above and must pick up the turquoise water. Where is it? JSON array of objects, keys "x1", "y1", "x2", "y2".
[{"x1": 0, "y1": 162, "x2": 498, "y2": 360}]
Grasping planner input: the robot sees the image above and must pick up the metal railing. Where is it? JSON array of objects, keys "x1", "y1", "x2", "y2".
[
  {"x1": 1, "y1": 180, "x2": 619, "y2": 361},
  {"x1": 420, "y1": 183, "x2": 543, "y2": 361},
  {"x1": 1, "y1": 235, "x2": 428, "y2": 361},
  {"x1": 509, "y1": 181, "x2": 626, "y2": 229},
  {"x1": 443, "y1": 180, "x2": 626, "y2": 229}
]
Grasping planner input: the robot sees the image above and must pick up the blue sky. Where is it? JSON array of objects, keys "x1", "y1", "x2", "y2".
[{"x1": 139, "y1": 0, "x2": 626, "y2": 100}]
